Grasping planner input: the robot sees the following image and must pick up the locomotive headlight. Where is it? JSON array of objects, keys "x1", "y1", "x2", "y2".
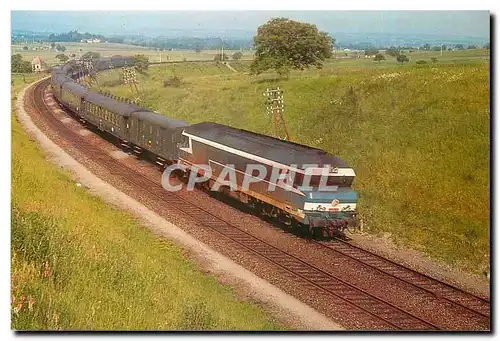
[{"x1": 331, "y1": 199, "x2": 340, "y2": 206}]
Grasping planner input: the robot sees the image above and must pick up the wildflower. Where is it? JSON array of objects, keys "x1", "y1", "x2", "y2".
[
  {"x1": 28, "y1": 296, "x2": 34, "y2": 311},
  {"x1": 20, "y1": 295, "x2": 26, "y2": 303},
  {"x1": 43, "y1": 261, "x2": 51, "y2": 278},
  {"x1": 13, "y1": 307, "x2": 19, "y2": 315},
  {"x1": 17, "y1": 302, "x2": 23, "y2": 313},
  {"x1": 11, "y1": 296, "x2": 15, "y2": 304}
]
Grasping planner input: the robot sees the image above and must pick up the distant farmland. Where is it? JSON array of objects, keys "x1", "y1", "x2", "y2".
[{"x1": 11, "y1": 42, "x2": 255, "y2": 66}]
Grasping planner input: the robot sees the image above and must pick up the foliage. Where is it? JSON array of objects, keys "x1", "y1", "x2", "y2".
[
  {"x1": 422, "y1": 43, "x2": 431, "y2": 50},
  {"x1": 467, "y1": 45, "x2": 478, "y2": 49},
  {"x1": 48, "y1": 30, "x2": 106, "y2": 43},
  {"x1": 232, "y1": 52, "x2": 243, "y2": 60},
  {"x1": 81, "y1": 52, "x2": 100, "y2": 60},
  {"x1": 55, "y1": 44, "x2": 66, "y2": 52},
  {"x1": 133, "y1": 54, "x2": 149, "y2": 72},
  {"x1": 163, "y1": 75, "x2": 183, "y2": 87},
  {"x1": 365, "y1": 48, "x2": 379, "y2": 56},
  {"x1": 214, "y1": 53, "x2": 229, "y2": 61},
  {"x1": 11, "y1": 54, "x2": 32, "y2": 73},
  {"x1": 250, "y1": 17, "x2": 334, "y2": 76},
  {"x1": 415, "y1": 59, "x2": 428, "y2": 65},
  {"x1": 195, "y1": 48, "x2": 202, "y2": 53},
  {"x1": 396, "y1": 54, "x2": 410, "y2": 64},
  {"x1": 386, "y1": 46, "x2": 399, "y2": 57},
  {"x1": 22, "y1": 46, "x2": 28, "y2": 50},
  {"x1": 431, "y1": 57, "x2": 438, "y2": 63},
  {"x1": 455, "y1": 44, "x2": 465, "y2": 50},
  {"x1": 55, "y1": 54, "x2": 69, "y2": 63},
  {"x1": 374, "y1": 53, "x2": 385, "y2": 62},
  {"x1": 50, "y1": 42, "x2": 56, "y2": 49}
]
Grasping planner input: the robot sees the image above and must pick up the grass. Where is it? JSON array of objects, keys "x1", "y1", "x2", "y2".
[
  {"x1": 11, "y1": 74, "x2": 283, "y2": 330},
  {"x1": 97, "y1": 50, "x2": 490, "y2": 275}
]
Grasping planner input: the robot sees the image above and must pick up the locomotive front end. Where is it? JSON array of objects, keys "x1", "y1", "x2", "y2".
[{"x1": 301, "y1": 188, "x2": 359, "y2": 234}]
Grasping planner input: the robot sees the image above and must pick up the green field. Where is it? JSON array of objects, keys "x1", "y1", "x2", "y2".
[
  {"x1": 95, "y1": 49, "x2": 490, "y2": 275},
  {"x1": 12, "y1": 42, "x2": 254, "y2": 67},
  {"x1": 11, "y1": 75, "x2": 283, "y2": 330}
]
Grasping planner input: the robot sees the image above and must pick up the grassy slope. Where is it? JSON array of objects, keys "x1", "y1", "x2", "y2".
[
  {"x1": 11, "y1": 74, "x2": 283, "y2": 330},
  {"x1": 97, "y1": 50, "x2": 490, "y2": 274}
]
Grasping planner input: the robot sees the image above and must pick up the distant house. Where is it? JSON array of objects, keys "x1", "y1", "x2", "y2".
[{"x1": 31, "y1": 56, "x2": 48, "y2": 72}]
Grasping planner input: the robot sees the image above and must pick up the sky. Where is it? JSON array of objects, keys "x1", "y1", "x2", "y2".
[{"x1": 11, "y1": 10, "x2": 490, "y2": 38}]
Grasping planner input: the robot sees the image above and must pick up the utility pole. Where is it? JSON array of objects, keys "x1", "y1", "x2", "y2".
[
  {"x1": 263, "y1": 87, "x2": 290, "y2": 141},
  {"x1": 221, "y1": 37, "x2": 224, "y2": 61}
]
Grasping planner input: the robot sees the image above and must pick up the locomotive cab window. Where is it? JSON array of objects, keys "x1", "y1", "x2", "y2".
[{"x1": 178, "y1": 134, "x2": 190, "y2": 148}]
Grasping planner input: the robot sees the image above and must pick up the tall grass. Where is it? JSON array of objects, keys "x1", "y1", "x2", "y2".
[
  {"x1": 99, "y1": 58, "x2": 490, "y2": 274},
  {"x1": 11, "y1": 74, "x2": 283, "y2": 330}
]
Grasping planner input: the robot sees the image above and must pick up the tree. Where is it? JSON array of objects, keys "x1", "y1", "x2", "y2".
[
  {"x1": 214, "y1": 53, "x2": 229, "y2": 61},
  {"x1": 250, "y1": 17, "x2": 334, "y2": 76},
  {"x1": 22, "y1": 46, "x2": 28, "y2": 50},
  {"x1": 467, "y1": 45, "x2": 478, "y2": 49},
  {"x1": 81, "y1": 51, "x2": 100, "y2": 60},
  {"x1": 195, "y1": 48, "x2": 201, "y2": 53},
  {"x1": 50, "y1": 42, "x2": 56, "y2": 49},
  {"x1": 441, "y1": 44, "x2": 447, "y2": 51},
  {"x1": 374, "y1": 53, "x2": 385, "y2": 62},
  {"x1": 232, "y1": 51, "x2": 243, "y2": 60},
  {"x1": 455, "y1": 44, "x2": 464, "y2": 50},
  {"x1": 386, "y1": 46, "x2": 399, "y2": 57},
  {"x1": 431, "y1": 46, "x2": 441, "y2": 51},
  {"x1": 11, "y1": 54, "x2": 32, "y2": 73},
  {"x1": 431, "y1": 57, "x2": 438, "y2": 63},
  {"x1": 56, "y1": 54, "x2": 69, "y2": 63},
  {"x1": 55, "y1": 44, "x2": 66, "y2": 52},
  {"x1": 423, "y1": 43, "x2": 431, "y2": 50},
  {"x1": 133, "y1": 54, "x2": 149, "y2": 71},
  {"x1": 365, "y1": 48, "x2": 379, "y2": 56},
  {"x1": 396, "y1": 54, "x2": 409, "y2": 64},
  {"x1": 484, "y1": 43, "x2": 490, "y2": 49}
]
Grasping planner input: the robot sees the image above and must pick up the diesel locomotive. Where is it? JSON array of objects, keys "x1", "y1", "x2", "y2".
[{"x1": 50, "y1": 56, "x2": 359, "y2": 235}]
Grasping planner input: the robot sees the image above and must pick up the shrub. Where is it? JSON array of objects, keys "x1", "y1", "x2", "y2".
[
  {"x1": 416, "y1": 60, "x2": 428, "y2": 65},
  {"x1": 431, "y1": 57, "x2": 438, "y2": 63},
  {"x1": 163, "y1": 75, "x2": 182, "y2": 87}
]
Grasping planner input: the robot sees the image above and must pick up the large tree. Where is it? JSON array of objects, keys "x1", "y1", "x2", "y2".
[
  {"x1": 251, "y1": 17, "x2": 334, "y2": 76},
  {"x1": 11, "y1": 54, "x2": 32, "y2": 73}
]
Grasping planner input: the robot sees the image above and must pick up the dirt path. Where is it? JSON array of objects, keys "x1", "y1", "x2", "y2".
[{"x1": 15, "y1": 78, "x2": 343, "y2": 331}]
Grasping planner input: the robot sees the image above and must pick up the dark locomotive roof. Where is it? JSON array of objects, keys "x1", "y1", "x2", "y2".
[
  {"x1": 184, "y1": 122, "x2": 351, "y2": 169},
  {"x1": 84, "y1": 92, "x2": 144, "y2": 117},
  {"x1": 131, "y1": 111, "x2": 189, "y2": 130}
]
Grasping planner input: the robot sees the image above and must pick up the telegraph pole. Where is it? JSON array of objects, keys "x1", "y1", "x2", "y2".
[{"x1": 263, "y1": 87, "x2": 290, "y2": 141}]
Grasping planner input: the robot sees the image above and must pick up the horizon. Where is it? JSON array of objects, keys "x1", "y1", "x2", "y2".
[{"x1": 11, "y1": 10, "x2": 491, "y2": 40}]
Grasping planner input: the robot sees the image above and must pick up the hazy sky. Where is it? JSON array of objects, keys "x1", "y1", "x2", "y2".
[{"x1": 11, "y1": 10, "x2": 490, "y2": 38}]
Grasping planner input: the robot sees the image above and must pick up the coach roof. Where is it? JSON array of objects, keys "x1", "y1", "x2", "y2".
[
  {"x1": 131, "y1": 111, "x2": 189, "y2": 130},
  {"x1": 84, "y1": 92, "x2": 144, "y2": 117},
  {"x1": 62, "y1": 80, "x2": 89, "y2": 98},
  {"x1": 183, "y1": 122, "x2": 351, "y2": 169}
]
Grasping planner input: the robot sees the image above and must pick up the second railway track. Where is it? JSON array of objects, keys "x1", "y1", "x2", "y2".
[{"x1": 25, "y1": 78, "x2": 490, "y2": 331}]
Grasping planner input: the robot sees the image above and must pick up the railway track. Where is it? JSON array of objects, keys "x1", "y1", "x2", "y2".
[
  {"x1": 315, "y1": 238, "x2": 490, "y2": 317},
  {"x1": 25, "y1": 78, "x2": 490, "y2": 330}
]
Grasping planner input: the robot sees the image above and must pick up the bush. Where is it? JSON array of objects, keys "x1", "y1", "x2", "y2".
[
  {"x1": 416, "y1": 60, "x2": 428, "y2": 65},
  {"x1": 431, "y1": 57, "x2": 438, "y2": 63},
  {"x1": 163, "y1": 76, "x2": 182, "y2": 88}
]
